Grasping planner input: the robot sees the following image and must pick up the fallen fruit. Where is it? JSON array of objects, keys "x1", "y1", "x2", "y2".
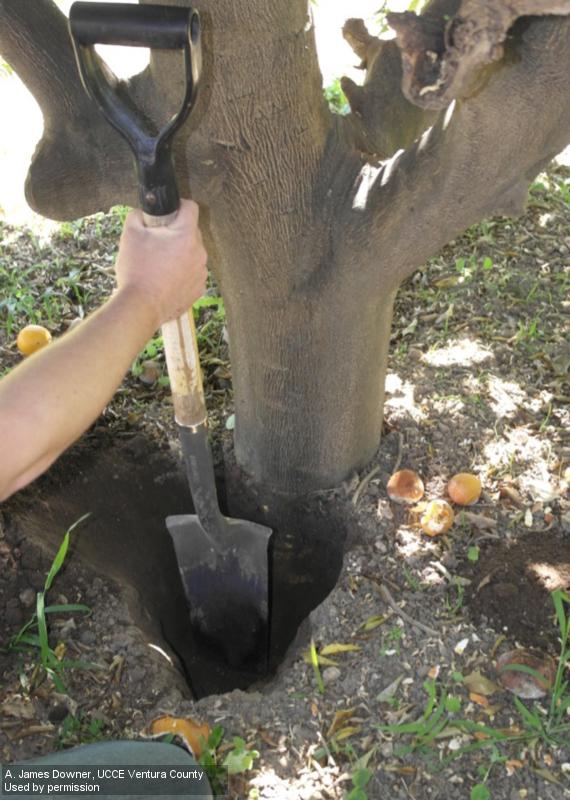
[
  {"x1": 496, "y1": 649, "x2": 556, "y2": 699},
  {"x1": 387, "y1": 469, "x2": 424, "y2": 504},
  {"x1": 420, "y1": 499, "x2": 454, "y2": 536},
  {"x1": 16, "y1": 324, "x2": 52, "y2": 356},
  {"x1": 448, "y1": 473, "x2": 482, "y2": 505},
  {"x1": 146, "y1": 715, "x2": 210, "y2": 757}
]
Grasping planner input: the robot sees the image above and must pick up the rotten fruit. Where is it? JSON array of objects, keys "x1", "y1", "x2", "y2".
[
  {"x1": 420, "y1": 499, "x2": 455, "y2": 536},
  {"x1": 387, "y1": 469, "x2": 424, "y2": 504}
]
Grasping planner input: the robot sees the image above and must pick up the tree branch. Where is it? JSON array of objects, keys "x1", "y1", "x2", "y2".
[
  {"x1": 0, "y1": 0, "x2": 137, "y2": 218},
  {"x1": 338, "y1": 0, "x2": 459, "y2": 158},
  {"x1": 342, "y1": 16, "x2": 570, "y2": 284},
  {"x1": 389, "y1": 0, "x2": 570, "y2": 110}
]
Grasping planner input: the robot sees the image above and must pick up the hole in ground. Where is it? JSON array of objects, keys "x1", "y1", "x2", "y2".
[{"x1": 3, "y1": 433, "x2": 347, "y2": 698}]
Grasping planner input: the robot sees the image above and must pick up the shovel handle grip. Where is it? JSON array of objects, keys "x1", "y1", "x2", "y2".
[
  {"x1": 69, "y1": 3, "x2": 198, "y2": 49},
  {"x1": 143, "y1": 211, "x2": 207, "y2": 429}
]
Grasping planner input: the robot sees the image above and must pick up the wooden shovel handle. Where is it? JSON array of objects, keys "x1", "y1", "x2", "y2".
[{"x1": 143, "y1": 211, "x2": 207, "y2": 429}]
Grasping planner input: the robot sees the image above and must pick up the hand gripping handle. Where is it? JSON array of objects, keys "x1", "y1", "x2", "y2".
[{"x1": 143, "y1": 212, "x2": 207, "y2": 430}]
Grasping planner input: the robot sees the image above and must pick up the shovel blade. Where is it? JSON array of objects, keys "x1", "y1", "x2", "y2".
[{"x1": 166, "y1": 513, "x2": 271, "y2": 671}]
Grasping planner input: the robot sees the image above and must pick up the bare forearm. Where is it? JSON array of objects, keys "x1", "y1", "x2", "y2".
[{"x1": 0, "y1": 286, "x2": 159, "y2": 500}]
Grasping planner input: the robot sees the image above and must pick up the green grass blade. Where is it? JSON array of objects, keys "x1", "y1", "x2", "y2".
[
  {"x1": 44, "y1": 604, "x2": 91, "y2": 614},
  {"x1": 513, "y1": 697, "x2": 544, "y2": 732},
  {"x1": 47, "y1": 668, "x2": 67, "y2": 693},
  {"x1": 552, "y1": 589, "x2": 569, "y2": 638},
  {"x1": 44, "y1": 513, "x2": 91, "y2": 592},
  {"x1": 44, "y1": 533, "x2": 70, "y2": 592},
  {"x1": 17, "y1": 633, "x2": 41, "y2": 647},
  {"x1": 310, "y1": 638, "x2": 325, "y2": 694},
  {"x1": 36, "y1": 591, "x2": 50, "y2": 669}
]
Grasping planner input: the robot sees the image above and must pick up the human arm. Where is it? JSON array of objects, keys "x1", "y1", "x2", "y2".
[{"x1": 0, "y1": 200, "x2": 207, "y2": 501}]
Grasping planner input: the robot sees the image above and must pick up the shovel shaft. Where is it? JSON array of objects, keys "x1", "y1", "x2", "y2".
[{"x1": 178, "y1": 423, "x2": 225, "y2": 528}]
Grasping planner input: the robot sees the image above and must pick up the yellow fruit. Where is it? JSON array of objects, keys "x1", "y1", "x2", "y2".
[
  {"x1": 387, "y1": 469, "x2": 424, "y2": 504},
  {"x1": 420, "y1": 499, "x2": 455, "y2": 536},
  {"x1": 16, "y1": 324, "x2": 52, "y2": 356},
  {"x1": 448, "y1": 473, "x2": 482, "y2": 506}
]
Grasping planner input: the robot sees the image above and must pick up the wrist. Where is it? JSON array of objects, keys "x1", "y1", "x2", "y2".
[{"x1": 113, "y1": 283, "x2": 162, "y2": 334}]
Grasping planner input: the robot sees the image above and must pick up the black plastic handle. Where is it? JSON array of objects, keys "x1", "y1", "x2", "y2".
[
  {"x1": 69, "y1": 2, "x2": 198, "y2": 49},
  {"x1": 69, "y1": 2, "x2": 201, "y2": 217}
]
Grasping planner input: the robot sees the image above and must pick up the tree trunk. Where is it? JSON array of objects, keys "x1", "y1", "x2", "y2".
[{"x1": 2, "y1": 0, "x2": 570, "y2": 497}]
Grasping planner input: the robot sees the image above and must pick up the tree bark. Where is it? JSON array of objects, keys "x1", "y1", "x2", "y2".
[{"x1": 2, "y1": 1, "x2": 570, "y2": 496}]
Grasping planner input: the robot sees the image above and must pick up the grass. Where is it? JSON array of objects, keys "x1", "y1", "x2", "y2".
[
  {"x1": 57, "y1": 712, "x2": 107, "y2": 750},
  {"x1": 3, "y1": 513, "x2": 99, "y2": 693},
  {"x1": 378, "y1": 589, "x2": 570, "y2": 799}
]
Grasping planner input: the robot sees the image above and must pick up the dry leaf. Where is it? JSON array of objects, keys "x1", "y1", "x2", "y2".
[
  {"x1": 428, "y1": 665, "x2": 440, "y2": 680},
  {"x1": 146, "y1": 716, "x2": 210, "y2": 757},
  {"x1": 0, "y1": 698, "x2": 35, "y2": 720},
  {"x1": 499, "y1": 485, "x2": 525, "y2": 507},
  {"x1": 463, "y1": 670, "x2": 501, "y2": 696},
  {"x1": 359, "y1": 615, "x2": 387, "y2": 632},
  {"x1": 505, "y1": 759, "x2": 524, "y2": 776},
  {"x1": 469, "y1": 692, "x2": 490, "y2": 707},
  {"x1": 333, "y1": 726, "x2": 361, "y2": 741},
  {"x1": 259, "y1": 730, "x2": 281, "y2": 748},
  {"x1": 320, "y1": 643, "x2": 361, "y2": 656},
  {"x1": 460, "y1": 511, "x2": 497, "y2": 530},
  {"x1": 454, "y1": 637, "x2": 470, "y2": 655},
  {"x1": 302, "y1": 651, "x2": 338, "y2": 667},
  {"x1": 377, "y1": 674, "x2": 405, "y2": 702},
  {"x1": 327, "y1": 708, "x2": 357, "y2": 738}
]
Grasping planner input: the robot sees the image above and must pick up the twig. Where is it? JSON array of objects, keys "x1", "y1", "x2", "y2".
[
  {"x1": 352, "y1": 465, "x2": 380, "y2": 506},
  {"x1": 378, "y1": 583, "x2": 439, "y2": 637},
  {"x1": 392, "y1": 432, "x2": 404, "y2": 474}
]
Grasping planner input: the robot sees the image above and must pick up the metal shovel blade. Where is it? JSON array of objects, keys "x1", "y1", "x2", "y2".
[{"x1": 167, "y1": 513, "x2": 272, "y2": 670}]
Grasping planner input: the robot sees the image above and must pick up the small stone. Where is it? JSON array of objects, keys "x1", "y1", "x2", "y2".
[
  {"x1": 79, "y1": 630, "x2": 97, "y2": 646},
  {"x1": 322, "y1": 667, "x2": 341, "y2": 685},
  {"x1": 19, "y1": 588, "x2": 36, "y2": 608},
  {"x1": 409, "y1": 348, "x2": 423, "y2": 362},
  {"x1": 380, "y1": 741, "x2": 393, "y2": 758},
  {"x1": 374, "y1": 538, "x2": 387, "y2": 554},
  {"x1": 494, "y1": 583, "x2": 518, "y2": 599}
]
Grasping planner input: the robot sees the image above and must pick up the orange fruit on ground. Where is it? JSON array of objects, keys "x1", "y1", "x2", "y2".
[
  {"x1": 387, "y1": 469, "x2": 424, "y2": 504},
  {"x1": 448, "y1": 473, "x2": 482, "y2": 506},
  {"x1": 420, "y1": 499, "x2": 455, "y2": 536},
  {"x1": 16, "y1": 324, "x2": 52, "y2": 356},
  {"x1": 146, "y1": 715, "x2": 210, "y2": 757}
]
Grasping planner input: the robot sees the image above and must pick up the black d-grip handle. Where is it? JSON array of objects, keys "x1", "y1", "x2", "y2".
[
  {"x1": 69, "y1": 2, "x2": 199, "y2": 49},
  {"x1": 69, "y1": 2, "x2": 201, "y2": 217}
]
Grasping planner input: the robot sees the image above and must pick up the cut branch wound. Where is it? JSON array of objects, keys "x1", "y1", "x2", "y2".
[{"x1": 389, "y1": 0, "x2": 570, "y2": 109}]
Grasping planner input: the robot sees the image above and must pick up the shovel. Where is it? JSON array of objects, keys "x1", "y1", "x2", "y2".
[{"x1": 69, "y1": 2, "x2": 272, "y2": 670}]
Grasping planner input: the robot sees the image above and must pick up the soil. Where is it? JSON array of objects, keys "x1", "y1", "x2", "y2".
[{"x1": 1, "y1": 164, "x2": 570, "y2": 799}]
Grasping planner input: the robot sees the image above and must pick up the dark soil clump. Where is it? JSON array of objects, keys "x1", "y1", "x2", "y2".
[{"x1": 467, "y1": 532, "x2": 570, "y2": 650}]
